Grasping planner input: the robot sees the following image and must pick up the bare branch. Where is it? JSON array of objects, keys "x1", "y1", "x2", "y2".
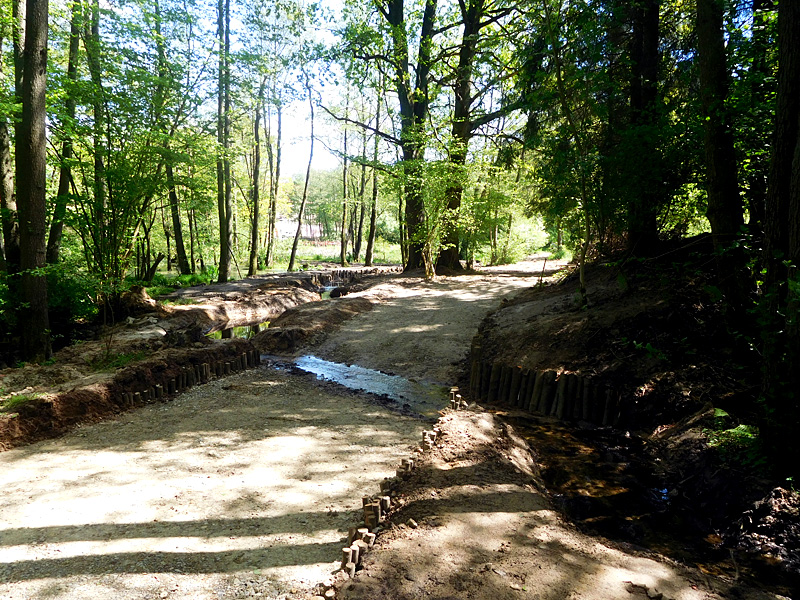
[{"x1": 320, "y1": 105, "x2": 403, "y2": 146}]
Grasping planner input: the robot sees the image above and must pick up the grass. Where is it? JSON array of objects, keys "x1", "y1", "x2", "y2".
[
  {"x1": 0, "y1": 393, "x2": 45, "y2": 413},
  {"x1": 705, "y1": 408, "x2": 766, "y2": 469},
  {"x1": 139, "y1": 239, "x2": 403, "y2": 288},
  {"x1": 90, "y1": 350, "x2": 150, "y2": 372}
]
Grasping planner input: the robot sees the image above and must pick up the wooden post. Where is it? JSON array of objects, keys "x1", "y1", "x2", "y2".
[
  {"x1": 565, "y1": 374, "x2": 578, "y2": 419},
  {"x1": 155, "y1": 384, "x2": 164, "y2": 400},
  {"x1": 517, "y1": 369, "x2": 531, "y2": 408},
  {"x1": 354, "y1": 539, "x2": 369, "y2": 563},
  {"x1": 538, "y1": 370, "x2": 557, "y2": 414},
  {"x1": 341, "y1": 547, "x2": 352, "y2": 569},
  {"x1": 581, "y1": 380, "x2": 592, "y2": 421},
  {"x1": 497, "y1": 365, "x2": 511, "y2": 404},
  {"x1": 349, "y1": 543, "x2": 361, "y2": 565},
  {"x1": 480, "y1": 362, "x2": 491, "y2": 400},
  {"x1": 508, "y1": 366, "x2": 523, "y2": 407},
  {"x1": 530, "y1": 371, "x2": 545, "y2": 413},
  {"x1": 487, "y1": 363, "x2": 502, "y2": 403},
  {"x1": 522, "y1": 370, "x2": 538, "y2": 411}
]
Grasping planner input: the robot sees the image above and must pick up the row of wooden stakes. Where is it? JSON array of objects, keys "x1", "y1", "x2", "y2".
[
  {"x1": 469, "y1": 360, "x2": 627, "y2": 427},
  {"x1": 337, "y1": 417, "x2": 446, "y2": 578},
  {"x1": 118, "y1": 350, "x2": 261, "y2": 407}
]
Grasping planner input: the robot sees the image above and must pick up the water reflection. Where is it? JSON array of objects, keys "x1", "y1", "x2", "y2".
[{"x1": 293, "y1": 355, "x2": 447, "y2": 418}]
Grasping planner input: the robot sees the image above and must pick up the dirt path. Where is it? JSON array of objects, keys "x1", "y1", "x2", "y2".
[
  {"x1": 310, "y1": 259, "x2": 565, "y2": 385},
  {"x1": 0, "y1": 258, "x2": 560, "y2": 600},
  {"x1": 1, "y1": 258, "x2": 778, "y2": 600}
]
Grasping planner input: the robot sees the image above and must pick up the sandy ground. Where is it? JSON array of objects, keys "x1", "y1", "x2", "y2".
[{"x1": 0, "y1": 257, "x2": 781, "y2": 600}]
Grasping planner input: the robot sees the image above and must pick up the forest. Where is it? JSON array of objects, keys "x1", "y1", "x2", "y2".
[{"x1": 0, "y1": 0, "x2": 799, "y2": 477}]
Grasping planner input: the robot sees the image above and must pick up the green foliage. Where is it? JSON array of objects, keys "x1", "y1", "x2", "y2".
[
  {"x1": 0, "y1": 393, "x2": 46, "y2": 414},
  {"x1": 620, "y1": 337, "x2": 667, "y2": 361},
  {"x1": 46, "y1": 262, "x2": 102, "y2": 324},
  {"x1": 705, "y1": 409, "x2": 766, "y2": 469},
  {"x1": 89, "y1": 350, "x2": 149, "y2": 372}
]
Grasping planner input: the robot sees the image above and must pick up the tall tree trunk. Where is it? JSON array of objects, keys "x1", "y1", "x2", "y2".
[
  {"x1": 384, "y1": 0, "x2": 437, "y2": 272},
  {"x1": 16, "y1": 0, "x2": 51, "y2": 361},
  {"x1": 248, "y1": 78, "x2": 266, "y2": 276},
  {"x1": 289, "y1": 75, "x2": 314, "y2": 272},
  {"x1": 762, "y1": 0, "x2": 800, "y2": 475},
  {"x1": 438, "y1": 0, "x2": 483, "y2": 271},
  {"x1": 696, "y1": 0, "x2": 746, "y2": 310},
  {"x1": 354, "y1": 149, "x2": 367, "y2": 262},
  {"x1": 152, "y1": 0, "x2": 189, "y2": 275},
  {"x1": 46, "y1": 0, "x2": 79, "y2": 265},
  {"x1": 265, "y1": 102, "x2": 281, "y2": 268},
  {"x1": 626, "y1": 0, "x2": 661, "y2": 256},
  {"x1": 0, "y1": 113, "x2": 15, "y2": 272},
  {"x1": 340, "y1": 121, "x2": 349, "y2": 266},
  {"x1": 696, "y1": 0, "x2": 744, "y2": 242},
  {"x1": 364, "y1": 86, "x2": 381, "y2": 267},
  {"x1": 2, "y1": 0, "x2": 26, "y2": 273},
  {"x1": 166, "y1": 163, "x2": 191, "y2": 274},
  {"x1": 216, "y1": 0, "x2": 232, "y2": 282}
]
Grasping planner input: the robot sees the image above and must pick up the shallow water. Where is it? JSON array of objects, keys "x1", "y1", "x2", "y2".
[{"x1": 292, "y1": 355, "x2": 448, "y2": 418}]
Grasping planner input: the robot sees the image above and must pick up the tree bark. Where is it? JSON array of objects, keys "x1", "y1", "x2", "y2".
[
  {"x1": 216, "y1": 0, "x2": 232, "y2": 282},
  {"x1": 438, "y1": 0, "x2": 483, "y2": 271},
  {"x1": 265, "y1": 102, "x2": 281, "y2": 268},
  {"x1": 762, "y1": 0, "x2": 800, "y2": 473},
  {"x1": 745, "y1": 0, "x2": 776, "y2": 237},
  {"x1": 696, "y1": 0, "x2": 747, "y2": 312},
  {"x1": 696, "y1": 0, "x2": 744, "y2": 243},
  {"x1": 626, "y1": 0, "x2": 661, "y2": 256},
  {"x1": 340, "y1": 119, "x2": 349, "y2": 266},
  {"x1": 16, "y1": 0, "x2": 51, "y2": 360},
  {"x1": 364, "y1": 86, "x2": 381, "y2": 267},
  {"x1": 247, "y1": 79, "x2": 266, "y2": 276},
  {"x1": 84, "y1": 0, "x2": 108, "y2": 277},
  {"x1": 2, "y1": 0, "x2": 26, "y2": 273},
  {"x1": 383, "y1": 0, "x2": 437, "y2": 272}
]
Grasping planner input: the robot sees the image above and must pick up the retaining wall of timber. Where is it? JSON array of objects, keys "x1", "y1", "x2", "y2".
[
  {"x1": 469, "y1": 347, "x2": 629, "y2": 427},
  {"x1": 0, "y1": 340, "x2": 260, "y2": 451}
]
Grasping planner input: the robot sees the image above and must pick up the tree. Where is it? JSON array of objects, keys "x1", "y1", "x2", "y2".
[
  {"x1": 696, "y1": 0, "x2": 747, "y2": 311},
  {"x1": 377, "y1": 0, "x2": 438, "y2": 271},
  {"x1": 216, "y1": 0, "x2": 233, "y2": 282},
  {"x1": 761, "y1": 0, "x2": 800, "y2": 475},
  {"x1": 15, "y1": 0, "x2": 50, "y2": 360}
]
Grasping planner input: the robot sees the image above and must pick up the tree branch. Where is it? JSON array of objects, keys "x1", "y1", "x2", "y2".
[{"x1": 320, "y1": 105, "x2": 403, "y2": 145}]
